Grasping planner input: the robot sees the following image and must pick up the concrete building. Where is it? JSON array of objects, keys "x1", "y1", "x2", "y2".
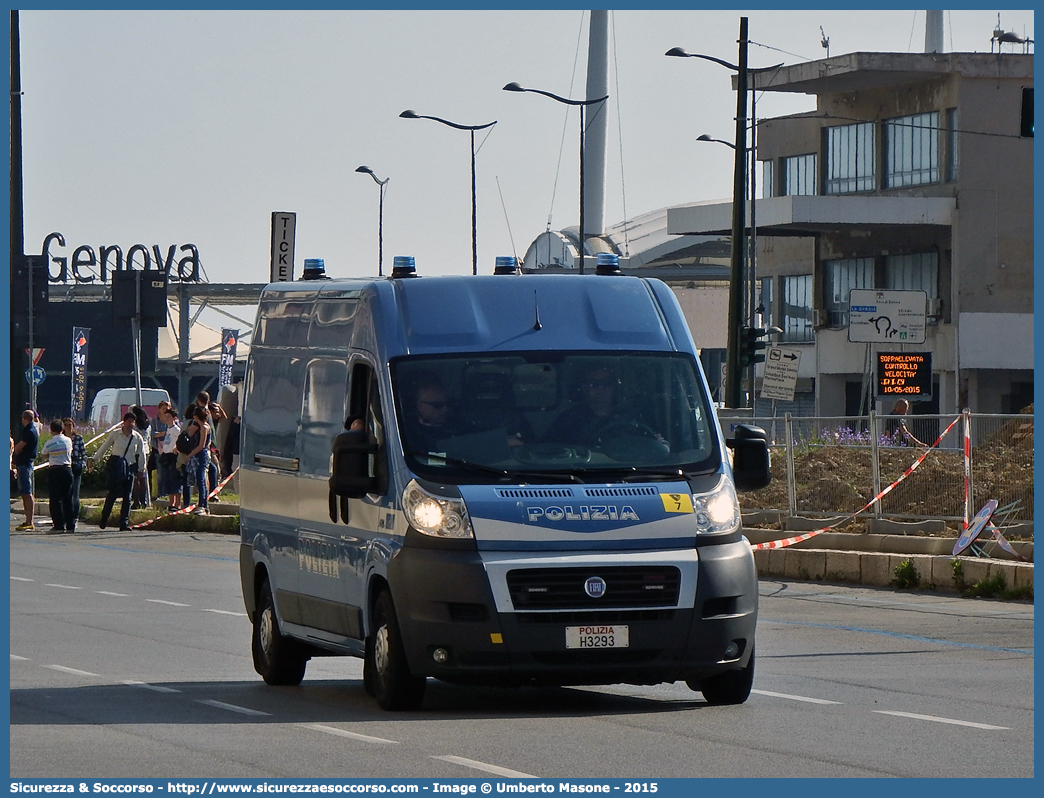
[{"x1": 669, "y1": 50, "x2": 1034, "y2": 417}]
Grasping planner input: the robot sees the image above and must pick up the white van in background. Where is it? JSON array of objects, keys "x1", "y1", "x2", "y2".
[{"x1": 89, "y1": 388, "x2": 171, "y2": 428}]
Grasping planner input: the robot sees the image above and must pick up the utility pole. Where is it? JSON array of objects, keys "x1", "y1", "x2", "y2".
[
  {"x1": 10, "y1": 10, "x2": 26, "y2": 421},
  {"x1": 725, "y1": 16, "x2": 749, "y2": 409}
]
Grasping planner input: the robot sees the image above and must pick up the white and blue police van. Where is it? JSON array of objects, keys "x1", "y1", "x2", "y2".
[{"x1": 239, "y1": 255, "x2": 770, "y2": 711}]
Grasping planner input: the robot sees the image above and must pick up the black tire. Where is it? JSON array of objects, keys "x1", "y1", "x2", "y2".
[
  {"x1": 368, "y1": 590, "x2": 426, "y2": 711},
  {"x1": 690, "y1": 645, "x2": 755, "y2": 705},
  {"x1": 252, "y1": 578, "x2": 307, "y2": 686}
]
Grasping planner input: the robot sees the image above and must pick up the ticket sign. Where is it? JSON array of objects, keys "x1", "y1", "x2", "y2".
[
  {"x1": 848, "y1": 289, "x2": 927, "y2": 344},
  {"x1": 876, "y1": 351, "x2": 932, "y2": 399}
]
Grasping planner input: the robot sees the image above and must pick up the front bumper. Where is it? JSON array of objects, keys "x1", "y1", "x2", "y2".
[{"x1": 388, "y1": 538, "x2": 757, "y2": 686}]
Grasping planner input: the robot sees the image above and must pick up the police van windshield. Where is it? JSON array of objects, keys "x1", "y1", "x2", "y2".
[{"x1": 392, "y1": 352, "x2": 720, "y2": 483}]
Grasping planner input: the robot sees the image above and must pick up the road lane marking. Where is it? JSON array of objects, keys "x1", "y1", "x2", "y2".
[
  {"x1": 201, "y1": 609, "x2": 246, "y2": 616},
  {"x1": 43, "y1": 664, "x2": 99, "y2": 677},
  {"x1": 432, "y1": 755, "x2": 536, "y2": 778},
  {"x1": 147, "y1": 599, "x2": 190, "y2": 607},
  {"x1": 45, "y1": 583, "x2": 82, "y2": 590},
  {"x1": 873, "y1": 710, "x2": 1009, "y2": 730},
  {"x1": 196, "y1": 699, "x2": 270, "y2": 716},
  {"x1": 11, "y1": 576, "x2": 33, "y2": 582},
  {"x1": 123, "y1": 680, "x2": 181, "y2": 693},
  {"x1": 97, "y1": 591, "x2": 130, "y2": 597},
  {"x1": 300, "y1": 723, "x2": 399, "y2": 744},
  {"x1": 752, "y1": 689, "x2": 842, "y2": 705},
  {"x1": 10, "y1": 655, "x2": 30, "y2": 661}
]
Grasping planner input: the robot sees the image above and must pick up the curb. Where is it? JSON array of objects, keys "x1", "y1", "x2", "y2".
[{"x1": 753, "y1": 546, "x2": 1034, "y2": 595}]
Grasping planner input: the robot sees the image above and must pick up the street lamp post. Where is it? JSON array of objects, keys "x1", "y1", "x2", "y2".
[
  {"x1": 502, "y1": 82, "x2": 608, "y2": 275},
  {"x1": 667, "y1": 18, "x2": 781, "y2": 408},
  {"x1": 399, "y1": 110, "x2": 496, "y2": 276},
  {"x1": 355, "y1": 166, "x2": 389, "y2": 277}
]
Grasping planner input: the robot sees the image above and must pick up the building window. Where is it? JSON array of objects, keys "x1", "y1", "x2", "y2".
[
  {"x1": 781, "y1": 274, "x2": 813, "y2": 342},
  {"x1": 783, "y1": 153, "x2": 817, "y2": 195},
  {"x1": 824, "y1": 257, "x2": 875, "y2": 327},
  {"x1": 885, "y1": 252, "x2": 938, "y2": 298},
  {"x1": 758, "y1": 277, "x2": 773, "y2": 327},
  {"x1": 946, "y1": 108, "x2": 958, "y2": 182},
  {"x1": 885, "y1": 111, "x2": 939, "y2": 187},
  {"x1": 761, "y1": 160, "x2": 774, "y2": 198},
  {"x1": 825, "y1": 122, "x2": 875, "y2": 194}
]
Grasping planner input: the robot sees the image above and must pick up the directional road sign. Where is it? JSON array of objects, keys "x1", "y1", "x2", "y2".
[
  {"x1": 761, "y1": 346, "x2": 801, "y2": 402},
  {"x1": 848, "y1": 289, "x2": 927, "y2": 344},
  {"x1": 25, "y1": 366, "x2": 45, "y2": 386}
]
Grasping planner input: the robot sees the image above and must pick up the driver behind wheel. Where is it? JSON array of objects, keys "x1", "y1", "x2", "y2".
[{"x1": 543, "y1": 365, "x2": 666, "y2": 451}]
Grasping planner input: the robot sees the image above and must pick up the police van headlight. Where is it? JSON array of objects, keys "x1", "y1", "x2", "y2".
[
  {"x1": 693, "y1": 478, "x2": 741, "y2": 536},
  {"x1": 403, "y1": 479, "x2": 474, "y2": 538}
]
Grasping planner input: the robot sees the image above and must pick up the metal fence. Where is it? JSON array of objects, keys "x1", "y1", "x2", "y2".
[{"x1": 722, "y1": 412, "x2": 1034, "y2": 525}]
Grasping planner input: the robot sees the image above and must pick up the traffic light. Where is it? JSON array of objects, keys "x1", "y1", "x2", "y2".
[
  {"x1": 739, "y1": 325, "x2": 770, "y2": 367},
  {"x1": 1021, "y1": 87, "x2": 1033, "y2": 137}
]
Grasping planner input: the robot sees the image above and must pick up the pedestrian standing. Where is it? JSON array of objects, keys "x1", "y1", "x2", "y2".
[
  {"x1": 156, "y1": 407, "x2": 183, "y2": 510},
  {"x1": 151, "y1": 400, "x2": 170, "y2": 500},
  {"x1": 129, "y1": 405, "x2": 152, "y2": 508},
  {"x1": 42, "y1": 419, "x2": 75, "y2": 532},
  {"x1": 92, "y1": 412, "x2": 147, "y2": 531},
  {"x1": 13, "y1": 410, "x2": 40, "y2": 530},
  {"x1": 186, "y1": 405, "x2": 212, "y2": 515},
  {"x1": 63, "y1": 418, "x2": 86, "y2": 527}
]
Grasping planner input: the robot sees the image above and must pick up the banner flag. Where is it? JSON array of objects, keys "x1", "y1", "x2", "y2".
[
  {"x1": 219, "y1": 329, "x2": 238, "y2": 389},
  {"x1": 71, "y1": 326, "x2": 90, "y2": 418}
]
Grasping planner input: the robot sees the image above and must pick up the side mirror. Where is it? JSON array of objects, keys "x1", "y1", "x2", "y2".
[
  {"x1": 726, "y1": 424, "x2": 771, "y2": 491},
  {"x1": 330, "y1": 429, "x2": 378, "y2": 498}
]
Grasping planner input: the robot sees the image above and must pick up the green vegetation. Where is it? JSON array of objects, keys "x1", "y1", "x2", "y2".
[{"x1": 893, "y1": 559, "x2": 921, "y2": 590}]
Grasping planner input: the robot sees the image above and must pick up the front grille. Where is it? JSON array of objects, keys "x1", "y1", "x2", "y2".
[{"x1": 506, "y1": 566, "x2": 681, "y2": 610}]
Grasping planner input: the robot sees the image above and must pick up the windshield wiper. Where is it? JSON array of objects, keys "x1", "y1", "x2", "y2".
[
  {"x1": 570, "y1": 466, "x2": 691, "y2": 482},
  {"x1": 407, "y1": 452, "x2": 582, "y2": 484}
]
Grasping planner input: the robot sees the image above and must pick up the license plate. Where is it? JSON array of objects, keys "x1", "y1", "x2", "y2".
[{"x1": 565, "y1": 625, "x2": 629, "y2": 649}]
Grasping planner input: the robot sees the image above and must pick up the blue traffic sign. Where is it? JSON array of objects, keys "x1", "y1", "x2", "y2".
[{"x1": 25, "y1": 366, "x2": 45, "y2": 386}]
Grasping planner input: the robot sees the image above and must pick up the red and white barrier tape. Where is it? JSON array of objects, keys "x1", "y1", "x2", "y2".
[
  {"x1": 126, "y1": 468, "x2": 239, "y2": 530},
  {"x1": 750, "y1": 416, "x2": 961, "y2": 551}
]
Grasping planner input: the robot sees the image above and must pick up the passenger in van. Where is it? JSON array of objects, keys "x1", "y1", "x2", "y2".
[
  {"x1": 544, "y1": 365, "x2": 665, "y2": 450},
  {"x1": 403, "y1": 377, "x2": 458, "y2": 454}
]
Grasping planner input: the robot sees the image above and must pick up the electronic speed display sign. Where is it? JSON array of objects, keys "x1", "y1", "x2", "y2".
[{"x1": 876, "y1": 351, "x2": 932, "y2": 399}]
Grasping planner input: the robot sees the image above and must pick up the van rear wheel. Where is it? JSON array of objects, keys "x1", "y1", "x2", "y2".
[
  {"x1": 368, "y1": 590, "x2": 426, "y2": 711},
  {"x1": 252, "y1": 578, "x2": 307, "y2": 686}
]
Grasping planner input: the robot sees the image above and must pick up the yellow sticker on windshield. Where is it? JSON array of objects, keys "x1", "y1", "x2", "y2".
[{"x1": 660, "y1": 493, "x2": 694, "y2": 513}]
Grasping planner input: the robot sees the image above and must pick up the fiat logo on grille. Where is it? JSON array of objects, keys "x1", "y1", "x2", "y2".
[{"x1": 584, "y1": 576, "x2": 607, "y2": 598}]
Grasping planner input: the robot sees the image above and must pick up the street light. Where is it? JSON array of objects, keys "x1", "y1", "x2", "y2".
[
  {"x1": 667, "y1": 20, "x2": 781, "y2": 408},
  {"x1": 502, "y1": 82, "x2": 609, "y2": 275},
  {"x1": 696, "y1": 133, "x2": 735, "y2": 149},
  {"x1": 399, "y1": 110, "x2": 496, "y2": 276},
  {"x1": 355, "y1": 166, "x2": 389, "y2": 277}
]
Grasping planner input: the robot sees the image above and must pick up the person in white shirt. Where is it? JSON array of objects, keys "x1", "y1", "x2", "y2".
[
  {"x1": 42, "y1": 419, "x2": 75, "y2": 532},
  {"x1": 92, "y1": 412, "x2": 147, "y2": 531},
  {"x1": 156, "y1": 407, "x2": 183, "y2": 509}
]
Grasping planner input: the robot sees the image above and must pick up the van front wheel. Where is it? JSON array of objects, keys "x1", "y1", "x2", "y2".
[
  {"x1": 689, "y1": 645, "x2": 754, "y2": 705},
  {"x1": 252, "y1": 578, "x2": 307, "y2": 686},
  {"x1": 368, "y1": 590, "x2": 426, "y2": 711}
]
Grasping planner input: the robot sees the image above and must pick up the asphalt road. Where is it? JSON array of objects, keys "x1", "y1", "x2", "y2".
[{"x1": 9, "y1": 530, "x2": 1034, "y2": 779}]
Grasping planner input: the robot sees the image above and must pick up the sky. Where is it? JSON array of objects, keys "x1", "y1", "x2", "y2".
[{"x1": 16, "y1": 8, "x2": 1036, "y2": 292}]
